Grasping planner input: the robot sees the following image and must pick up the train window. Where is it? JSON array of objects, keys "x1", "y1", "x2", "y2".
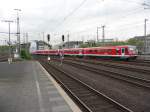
[
  {"x1": 125, "y1": 48, "x2": 128, "y2": 52},
  {"x1": 92, "y1": 50, "x2": 95, "y2": 53},
  {"x1": 79, "y1": 50, "x2": 82, "y2": 54},
  {"x1": 129, "y1": 47, "x2": 134, "y2": 51},
  {"x1": 108, "y1": 49, "x2": 112, "y2": 53},
  {"x1": 102, "y1": 49, "x2": 105, "y2": 52},
  {"x1": 99, "y1": 49, "x2": 102, "y2": 52},
  {"x1": 89, "y1": 50, "x2": 92, "y2": 52},
  {"x1": 94, "y1": 50, "x2": 97, "y2": 53}
]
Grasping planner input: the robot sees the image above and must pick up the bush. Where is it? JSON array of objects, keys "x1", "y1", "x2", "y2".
[{"x1": 20, "y1": 49, "x2": 31, "y2": 60}]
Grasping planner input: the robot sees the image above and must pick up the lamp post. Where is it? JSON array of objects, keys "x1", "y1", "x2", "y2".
[{"x1": 2, "y1": 20, "x2": 13, "y2": 64}]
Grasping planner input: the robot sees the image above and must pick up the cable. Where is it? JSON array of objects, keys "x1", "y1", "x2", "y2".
[
  {"x1": 63, "y1": 0, "x2": 87, "y2": 21},
  {"x1": 120, "y1": 0, "x2": 143, "y2": 6},
  {"x1": 97, "y1": 0, "x2": 143, "y2": 5},
  {"x1": 0, "y1": 32, "x2": 16, "y2": 34},
  {"x1": 53, "y1": 0, "x2": 88, "y2": 31}
]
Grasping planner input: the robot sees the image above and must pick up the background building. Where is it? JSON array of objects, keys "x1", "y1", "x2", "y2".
[
  {"x1": 63, "y1": 41, "x2": 83, "y2": 48},
  {"x1": 29, "y1": 40, "x2": 51, "y2": 53},
  {"x1": 133, "y1": 34, "x2": 150, "y2": 54},
  {"x1": 53, "y1": 41, "x2": 83, "y2": 49}
]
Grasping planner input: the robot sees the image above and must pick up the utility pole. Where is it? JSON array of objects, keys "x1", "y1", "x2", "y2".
[
  {"x1": 26, "y1": 33, "x2": 28, "y2": 52},
  {"x1": 97, "y1": 27, "x2": 100, "y2": 42},
  {"x1": 142, "y1": 2, "x2": 150, "y2": 54},
  {"x1": 144, "y1": 19, "x2": 148, "y2": 54},
  {"x1": 102, "y1": 25, "x2": 105, "y2": 45},
  {"x1": 26, "y1": 33, "x2": 28, "y2": 43},
  {"x1": 23, "y1": 33, "x2": 25, "y2": 43},
  {"x1": 14, "y1": 9, "x2": 21, "y2": 57},
  {"x1": 82, "y1": 36, "x2": 84, "y2": 43},
  {"x1": 2, "y1": 20, "x2": 13, "y2": 64}
]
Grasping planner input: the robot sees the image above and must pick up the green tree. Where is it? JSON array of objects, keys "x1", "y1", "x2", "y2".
[
  {"x1": 79, "y1": 38, "x2": 144, "y2": 48},
  {"x1": 127, "y1": 38, "x2": 143, "y2": 46},
  {"x1": 107, "y1": 41, "x2": 127, "y2": 46}
]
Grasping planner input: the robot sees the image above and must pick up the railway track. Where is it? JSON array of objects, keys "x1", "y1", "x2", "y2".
[
  {"x1": 94, "y1": 58, "x2": 150, "y2": 67},
  {"x1": 129, "y1": 60, "x2": 150, "y2": 66},
  {"x1": 57, "y1": 59, "x2": 150, "y2": 89},
  {"x1": 64, "y1": 58, "x2": 150, "y2": 75},
  {"x1": 83, "y1": 58, "x2": 150, "y2": 67},
  {"x1": 104, "y1": 59, "x2": 150, "y2": 67},
  {"x1": 0, "y1": 55, "x2": 8, "y2": 62},
  {"x1": 40, "y1": 61, "x2": 133, "y2": 112}
]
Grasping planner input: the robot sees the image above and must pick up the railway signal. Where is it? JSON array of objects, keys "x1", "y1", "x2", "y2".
[
  {"x1": 47, "y1": 34, "x2": 50, "y2": 42},
  {"x1": 62, "y1": 35, "x2": 65, "y2": 41}
]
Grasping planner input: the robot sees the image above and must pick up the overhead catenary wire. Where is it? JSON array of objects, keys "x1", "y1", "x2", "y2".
[
  {"x1": 0, "y1": 32, "x2": 17, "y2": 34},
  {"x1": 53, "y1": 0, "x2": 88, "y2": 31},
  {"x1": 63, "y1": 0, "x2": 88, "y2": 21}
]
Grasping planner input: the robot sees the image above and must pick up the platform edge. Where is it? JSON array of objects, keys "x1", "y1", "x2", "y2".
[{"x1": 36, "y1": 61, "x2": 82, "y2": 112}]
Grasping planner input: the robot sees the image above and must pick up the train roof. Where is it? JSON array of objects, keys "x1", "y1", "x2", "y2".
[
  {"x1": 33, "y1": 45, "x2": 136, "y2": 52},
  {"x1": 82, "y1": 45, "x2": 133, "y2": 50},
  {"x1": 63, "y1": 45, "x2": 134, "y2": 51},
  {"x1": 63, "y1": 48, "x2": 83, "y2": 50}
]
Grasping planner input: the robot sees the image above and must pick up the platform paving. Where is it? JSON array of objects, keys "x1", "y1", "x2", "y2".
[{"x1": 0, "y1": 61, "x2": 76, "y2": 112}]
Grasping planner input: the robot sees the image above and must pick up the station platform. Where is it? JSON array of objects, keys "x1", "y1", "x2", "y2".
[{"x1": 0, "y1": 61, "x2": 81, "y2": 112}]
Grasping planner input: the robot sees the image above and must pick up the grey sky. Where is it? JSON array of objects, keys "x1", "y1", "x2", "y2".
[{"x1": 0, "y1": 0, "x2": 150, "y2": 45}]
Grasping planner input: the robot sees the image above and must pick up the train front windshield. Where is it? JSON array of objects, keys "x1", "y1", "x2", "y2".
[{"x1": 128, "y1": 46, "x2": 138, "y2": 55}]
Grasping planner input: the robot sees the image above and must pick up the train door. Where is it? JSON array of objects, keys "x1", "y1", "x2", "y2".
[
  {"x1": 116, "y1": 48, "x2": 119, "y2": 55},
  {"x1": 121, "y1": 48, "x2": 125, "y2": 56},
  {"x1": 79, "y1": 49, "x2": 82, "y2": 55}
]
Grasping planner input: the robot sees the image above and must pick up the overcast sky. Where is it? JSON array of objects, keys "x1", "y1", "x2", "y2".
[{"x1": 0, "y1": 0, "x2": 150, "y2": 45}]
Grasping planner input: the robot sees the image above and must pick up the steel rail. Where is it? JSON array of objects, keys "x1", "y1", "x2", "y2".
[{"x1": 0, "y1": 55, "x2": 8, "y2": 62}]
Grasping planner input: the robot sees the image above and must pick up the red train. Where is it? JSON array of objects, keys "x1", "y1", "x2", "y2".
[{"x1": 32, "y1": 45, "x2": 138, "y2": 60}]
